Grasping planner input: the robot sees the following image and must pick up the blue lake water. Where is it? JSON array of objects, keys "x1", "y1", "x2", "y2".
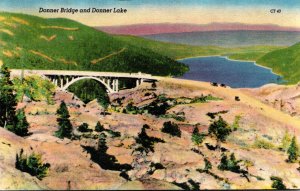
[{"x1": 178, "y1": 56, "x2": 283, "y2": 88}]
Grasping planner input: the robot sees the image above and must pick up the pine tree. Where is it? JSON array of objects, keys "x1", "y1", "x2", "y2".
[
  {"x1": 287, "y1": 136, "x2": 299, "y2": 163},
  {"x1": 0, "y1": 65, "x2": 17, "y2": 128},
  {"x1": 95, "y1": 121, "x2": 104, "y2": 132},
  {"x1": 208, "y1": 116, "x2": 231, "y2": 148},
  {"x1": 7, "y1": 108, "x2": 29, "y2": 136},
  {"x1": 55, "y1": 101, "x2": 73, "y2": 139}
]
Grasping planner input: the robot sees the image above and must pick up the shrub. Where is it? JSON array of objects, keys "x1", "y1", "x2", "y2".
[
  {"x1": 78, "y1": 123, "x2": 92, "y2": 132},
  {"x1": 218, "y1": 153, "x2": 243, "y2": 173},
  {"x1": 160, "y1": 113, "x2": 185, "y2": 121},
  {"x1": 208, "y1": 116, "x2": 231, "y2": 148},
  {"x1": 191, "y1": 127, "x2": 206, "y2": 146},
  {"x1": 278, "y1": 131, "x2": 292, "y2": 152},
  {"x1": 270, "y1": 176, "x2": 286, "y2": 190},
  {"x1": 13, "y1": 75, "x2": 55, "y2": 104},
  {"x1": 206, "y1": 110, "x2": 228, "y2": 119},
  {"x1": 125, "y1": 103, "x2": 140, "y2": 114},
  {"x1": 253, "y1": 138, "x2": 275, "y2": 149},
  {"x1": 231, "y1": 115, "x2": 241, "y2": 131},
  {"x1": 106, "y1": 129, "x2": 121, "y2": 138},
  {"x1": 204, "y1": 158, "x2": 212, "y2": 171},
  {"x1": 15, "y1": 149, "x2": 50, "y2": 180},
  {"x1": 95, "y1": 121, "x2": 105, "y2": 132},
  {"x1": 190, "y1": 94, "x2": 221, "y2": 103},
  {"x1": 161, "y1": 121, "x2": 181, "y2": 137}
]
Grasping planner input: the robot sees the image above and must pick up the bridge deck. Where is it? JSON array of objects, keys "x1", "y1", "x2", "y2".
[{"x1": 10, "y1": 69, "x2": 156, "y2": 80}]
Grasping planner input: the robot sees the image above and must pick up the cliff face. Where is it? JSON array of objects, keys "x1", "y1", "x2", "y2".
[{"x1": 1, "y1": 78, "x2": 300, "y2": 190}]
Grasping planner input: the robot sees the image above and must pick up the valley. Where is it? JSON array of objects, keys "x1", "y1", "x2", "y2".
[{"x1": 1, "y1": 10, "x2": 300, "y2": 190}]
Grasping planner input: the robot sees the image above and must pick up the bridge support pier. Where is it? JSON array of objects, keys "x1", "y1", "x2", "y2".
[
  {"x1": 113, "y1": 79, "x2": 119, "y2": 92},
  {"x1": 60, "y1": 78, "x2": 64, "y2": 89}
]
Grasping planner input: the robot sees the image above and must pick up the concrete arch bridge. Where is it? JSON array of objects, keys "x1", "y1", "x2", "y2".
[{"x1": 10, "y1": 69, "x2": 157, "y2": 94}]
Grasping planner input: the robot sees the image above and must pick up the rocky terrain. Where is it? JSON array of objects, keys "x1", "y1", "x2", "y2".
[
  {"x1": 1, "y1": 78, "x2": 300, "y2": 190},
  {"x1": 241, "y1": 83, "x2": 300, "y2": 117}
]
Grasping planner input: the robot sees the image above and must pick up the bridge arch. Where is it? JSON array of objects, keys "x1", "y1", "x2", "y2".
[{"x1": 62, "y1": 76, "x2": 114, "y2": 93}]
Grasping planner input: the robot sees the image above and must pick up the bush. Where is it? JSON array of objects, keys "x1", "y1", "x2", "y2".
[
  {"x1": 13, "y1": 75, "x2": 55, "y2": 104},
  {"x1": 270, "y1": 176, "x2": 286, "y2": 190},
  {"x1": 278, "y1": 131, "x2": 292, "y2": 152},
  {"x1": 253, "y1": 138, "x2": 275, "y2": 149},
  {"x1": 106, "y1": 129, "x2": 121, "y2": 138},
  {"x1": 208, "y1": 116, "x2": 231, "y2": 148},
  {"x1": 204, "y1": 158, "x2": 212, "y2": 171},
  {"x1": 161, "y1": 121, "x2": 181, "y2": 137},
  {"x1": 231, "y1": 115, "x2": 241, "y2": 131},
  {"x1": 15, "y1": 149, "x2": 50, "y2": 180},
  {"x1": 191, "y1": 127, "x2": 206, "y2": 146},
  {"x1": 218, "y1": 153, "x2": 243, "y2": 173},
  {"x1": 95, "y1": 121, "x2": 105, "y2": 132},
  {"x1": 78, "y1": 123, "x2": 92, "y2": 132}
]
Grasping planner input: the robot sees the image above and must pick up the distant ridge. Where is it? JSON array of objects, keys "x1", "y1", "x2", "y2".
[{"x1": 96, "y1": 22, "x2": 300, "y2": 36}]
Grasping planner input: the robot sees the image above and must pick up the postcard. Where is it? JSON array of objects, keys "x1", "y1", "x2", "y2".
[{"x1": 0, "y1": 0, "x2": 300, "y2": 190}]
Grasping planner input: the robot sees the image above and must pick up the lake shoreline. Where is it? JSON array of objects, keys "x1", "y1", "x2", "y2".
[
  {"x1": 177, "y1": 55, "x2": 283, "y2": 80},
  {"x1": 177, "y1": 56, "x2": 283, "y2": 88}
]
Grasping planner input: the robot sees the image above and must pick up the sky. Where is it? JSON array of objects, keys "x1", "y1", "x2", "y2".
[{"x1": 0, "y1": 0, "x2": 299, "y2": 27}]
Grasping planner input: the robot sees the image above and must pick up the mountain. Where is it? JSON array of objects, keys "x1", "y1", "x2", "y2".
[
  {"x1": 0, "y1": 12, "x2": 188, "y2": 76},
  {"x1": 114, "y1": 35, "x2": 282, "y2": 60},
  {"x1": 257, "y1": 42, "x2": 300, "y2": 84},
  {"x1": 143, "y1": 31, "x2": 300, "y2": 47},
  {"x1": 96, "y1": 23, "x2": 300, "y2": 36}
]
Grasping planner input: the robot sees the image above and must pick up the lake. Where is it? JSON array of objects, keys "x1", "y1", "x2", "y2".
[{"x1": 178, "y1": 56, "x2": 283, "y2": 88}]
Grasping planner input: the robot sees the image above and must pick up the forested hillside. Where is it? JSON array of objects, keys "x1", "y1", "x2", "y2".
[{"x1": 0, "y1": 12, "x2": 188, "y2": 76}]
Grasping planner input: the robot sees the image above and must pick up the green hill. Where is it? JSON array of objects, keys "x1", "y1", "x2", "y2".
[
  {"x1": 0, "y1": 12, "x2": 188, "y2": 76},
  {"x1": 114, "y1": 35, "x2": 283, "y2": 61},
  {"x1": 257, "y1": 43, "x2": 300, "y2": 84}
]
